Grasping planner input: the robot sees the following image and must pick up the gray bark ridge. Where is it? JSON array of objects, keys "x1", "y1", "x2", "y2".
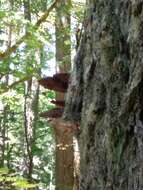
[{"x1": 64, "y1": 0, "x2": 143, "y2": 189}]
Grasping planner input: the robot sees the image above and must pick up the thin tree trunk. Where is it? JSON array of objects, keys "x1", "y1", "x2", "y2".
[
  {"x1": 54, "y1": 1, "x2": 74, "y2": 190},
  {"x1": 0, "y1": 105, "x2": 7, "y2": 167},
  {"x1": 0, "y1": 0, "x2": 13, "y2": 167},
  {"x1": 23, "y1": 0, "x2": 40, "y2": 184},
  {"x1": 23, "y1": 81, "x2": 40, "y2": 179}
]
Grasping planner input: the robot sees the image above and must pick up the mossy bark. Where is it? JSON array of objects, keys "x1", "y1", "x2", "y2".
[{"x1": 64, "y1": 0, "x2": 143, "y2": 189}]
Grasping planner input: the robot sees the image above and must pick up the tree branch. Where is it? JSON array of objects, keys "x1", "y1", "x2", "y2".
[
  {"x1": 0, "y1": 0, "x2": 59, "y2": 60},
  {"x1": 0, "y1": 76, "x2": 32, "y2": 94},
  {"x1": 35, "y1": 0, "x2": 59, "y2": 27}
]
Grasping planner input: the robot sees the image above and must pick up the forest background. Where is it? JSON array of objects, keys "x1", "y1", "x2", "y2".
[{"x1": 0, "y1": 0, "x2": 85, "y2": 189}]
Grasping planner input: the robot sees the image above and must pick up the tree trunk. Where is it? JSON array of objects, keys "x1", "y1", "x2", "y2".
[
  {"x1": 64, "y1": 0, "x2": 143, "y2": 189},
  {"x1": 23, "y1": 0, "x2": 40, "y2": 184},
  {"x1": 23, "y1": 80, "x2": 39, "y2": 181},
  {"x1": 55, "y1": 1, "x2": 74, "y2": 189},
  {"x1": 52, "y1": 119, "x2": 74, "y2": 190},
  {"x1": 55, "y1": 0, "x2": 71, "y2": 72},
  {"x1": 0, "y1": 0, "x2": 12, "y2": 166}
]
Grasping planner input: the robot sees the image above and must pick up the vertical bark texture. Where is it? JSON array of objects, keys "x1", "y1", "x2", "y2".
[
  {"x1": 64, "y1": 0, "x2": 143, "y2": 189},
  {"x1": 23, "y1": 0, "x2": 40, "y2": 182},
  {"x1": 55, "y1": 0, "x2": 71, "y2": 72},
  {"x1": 55, "y1": 0, "x2": 74, "y2": 189},
  {"x1": 52, "y1": 119, "x2": 74, "y2": 190},
  {"x1": 24, "y1": 79, "x2": 39, "y2": 181}
]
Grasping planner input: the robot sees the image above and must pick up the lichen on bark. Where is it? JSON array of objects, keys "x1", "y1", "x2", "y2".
[{"x1": 64, "y1": 0, "x2": 143, "y2": 189}]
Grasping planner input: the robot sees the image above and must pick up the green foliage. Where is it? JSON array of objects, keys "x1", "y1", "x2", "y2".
[
  {"x1": 0, "y1": 0, "x2": 85, "y2": 190},
  {"x1": 0, "y1": 0, "x2": 56, "y2": 186},
  {"x1": 14, "y1": 178, "x2": 37, "y2": 189},
  {"x1": 0, "y1": 88, "x2": 55, "y2": 189},
  {"x1": 0, "y1": 10, "x2": 6, "y2": 19},
  {"x1": 0, "y1": 168, "x2": 37, "y2": 189},
  {"x1": 72, "y1": 1, "x2": 85, "y2": 22}
]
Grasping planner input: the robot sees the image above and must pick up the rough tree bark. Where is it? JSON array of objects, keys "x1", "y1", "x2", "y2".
[{"x1": 64, "y1": 0, "x2": 143, "y2": 189}]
